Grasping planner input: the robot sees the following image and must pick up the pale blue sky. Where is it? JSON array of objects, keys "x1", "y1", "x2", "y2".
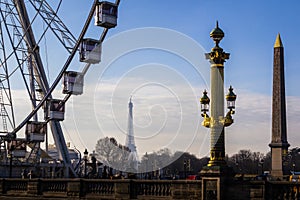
[
  {"x1": 62, "y1": 1, "x2": 300, "y2": 157},
  {"x1": 10, "y1": 1, "x2": 300, "y2": 158},
  {"x1": 61, "y1": 0, "x2": 300, "y2": 95}
]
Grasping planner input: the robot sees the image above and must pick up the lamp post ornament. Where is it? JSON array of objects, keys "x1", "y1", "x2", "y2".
[{"x1": 200, "y1": 21, "x2": 237, "y2": 167}]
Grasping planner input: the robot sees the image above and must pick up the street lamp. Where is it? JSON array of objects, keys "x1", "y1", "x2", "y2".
[
  {"x1": 200, "y1": 90, "x2": 210, "y2": 114},
  {"x1": 235, "y1": 161, "x2": 239, "y2": 174},
  {"x1": 223, "y1": 86, "x2": 237, "y2": 127},
  {"x1": 200, "y1": 90, "x2": 210, "y2": 128},
  {"x1": 200, "y1": 22, "x2": 237, "y2": 167},
  {"x1": 144, "y1": 152, "x2": 149, "y2": 179},
  {"x1": 183, "y1": 160, "x2": 187, "y2": 179},
  {"x1": 226, "y1": 86, "x2": 236, "y2": 111},
  {"x1": 293, "y1": 163, "x2": 296, "y2": 174},
  {"x1": 260, "y1": 159, "x2": 264, "y2": 175},
  {"x1": 83, "y1": 148, "x2": 88, "y2": 178}
]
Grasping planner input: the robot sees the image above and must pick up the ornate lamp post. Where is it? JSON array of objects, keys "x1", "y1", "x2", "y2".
[
  {"x1": 83, "y1": 148, "x2": 88, "y2": 178},
  {"x1": 200, "y1": 22, "x2": 237, "y2": 167},
  {"x1": 259, "y1": 159, "x2": 264, "y2": 175},
  {"x1": 145, "y1": 152, "x2": 149, "y2": 179},
  {"x1": 292, "y1": 163, "x2": 296, "y2": 174},
  {"x1": 200, "y1": 21, "x2": 237, "y2": 200},
  {"x1": 183, "y1": 160, "x2": 187, "y2": 179}
]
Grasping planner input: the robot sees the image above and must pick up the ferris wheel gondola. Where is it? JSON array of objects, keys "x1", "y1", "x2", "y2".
[
  {"x1": 63, "y1": 71, "x2": 84, "y2": 95},
  {"x1": 79, "y1": 38, "x2": 102, "y2": 64},
  {"x1": 45, "y1": 99, "x2": 65, "y2": 121},
  {"x1": 95, "y1": 1, "x2": 118, "y2": 28},
  {"x1": 25, "y1": 121, "x2": 47, "y2": 142}
]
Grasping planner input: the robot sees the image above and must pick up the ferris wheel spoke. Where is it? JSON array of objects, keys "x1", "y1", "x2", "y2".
[{"x1": 28, "y1": 0, "x2": 77, "y2": 53}]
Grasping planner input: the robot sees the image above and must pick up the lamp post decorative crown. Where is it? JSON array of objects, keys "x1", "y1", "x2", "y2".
[{"x1": 205, "y1": 21, "x2": 230, "y2": 66}]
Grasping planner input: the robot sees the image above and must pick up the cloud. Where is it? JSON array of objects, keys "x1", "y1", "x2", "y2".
[
  {"x1": 65, "y1": 72, "x2": 205, "y2": 157},
  {"x1": 63, "y1": 71, "x2": 300, "y2": 159},
  {"x1": 5, "y1": 77, "x2": 300, "y2": 160},
  {"x1": 226, "y1": 89, "x2": 300, "y2": 156}
]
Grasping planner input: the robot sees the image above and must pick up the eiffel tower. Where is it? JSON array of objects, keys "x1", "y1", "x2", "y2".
[{"x1": 125, "y1": 97, "x2": 139, "y2": 171}]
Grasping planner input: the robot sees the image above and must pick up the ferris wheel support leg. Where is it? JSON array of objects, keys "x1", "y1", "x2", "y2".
[{"x1": 50, "y1": 120, "x2": 76, "y2": 177}]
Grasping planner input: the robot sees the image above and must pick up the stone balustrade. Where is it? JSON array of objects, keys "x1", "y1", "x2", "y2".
[
  {"x1": 0, "y1": 178, "x2": 300, "y2": 199},
  {"x1": 0, "y1": 178, "x2": 201, "y2": 199}
]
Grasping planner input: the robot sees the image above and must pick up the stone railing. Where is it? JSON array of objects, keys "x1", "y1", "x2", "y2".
[
  {"x1": 265, "y1": 181, "x2": 300, "y2": 200},
  {"x1": 84, "y1": 179, "x2": 115, "y2": 195},
  {"x1": 2, "y1": 179, "x2": 28, "y2": 194},
  {"x1": 227, "y1": 180, "x2": 300, "y2": 200},
  {"x1": 1, "y1": 178, "x2": 300, "y2": 199},
  {"x1": 0, "y1": 178, "x2": 201, "y2": 199},
  {"x1": 42, "y1": 179, "x2": 68, "y2": 193},
  {"x1": 135, "y1": 180, "x2": 172, "y2": 196}
]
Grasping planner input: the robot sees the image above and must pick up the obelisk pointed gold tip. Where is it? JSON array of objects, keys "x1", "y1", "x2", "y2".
[{"x1": 274, "y1": 33, "x2": 283, "y2": 48}]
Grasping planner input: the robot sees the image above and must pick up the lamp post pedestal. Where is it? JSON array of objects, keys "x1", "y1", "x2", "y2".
[{"x1": 200, "y1": 166, "x2": 235, "y2": 200}]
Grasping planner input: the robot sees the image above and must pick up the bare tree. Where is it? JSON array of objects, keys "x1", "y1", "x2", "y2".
[
  {"x1": 229, "y1": 149, "x2": 265, "y2": 174},
  {"x1": 95, "y1": 137, "x2": 131, "y2": 171}
]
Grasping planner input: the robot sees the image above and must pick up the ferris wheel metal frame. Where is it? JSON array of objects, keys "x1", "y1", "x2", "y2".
[{"x1": 0, "y1": 0, "x2": 120, "y2": 178}]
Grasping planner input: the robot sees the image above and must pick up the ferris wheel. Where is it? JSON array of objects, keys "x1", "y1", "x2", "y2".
[{"x1": 0, "y1": 0, "x2": 120, "y2": 177}]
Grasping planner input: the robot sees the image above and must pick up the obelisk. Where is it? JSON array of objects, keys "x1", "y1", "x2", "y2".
[{"x1": 269, "y1": 34, "x2": 290, "y2": 177}]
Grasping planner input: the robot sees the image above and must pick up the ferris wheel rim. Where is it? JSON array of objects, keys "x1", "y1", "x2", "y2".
[{"x1": 8, "y1": 0, "x2": 99, "y2": 138}]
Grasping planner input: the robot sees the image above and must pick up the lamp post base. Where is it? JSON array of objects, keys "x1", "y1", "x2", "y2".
[{"x1": 200, "y1": 165, "x2": 235, "y2": 200}]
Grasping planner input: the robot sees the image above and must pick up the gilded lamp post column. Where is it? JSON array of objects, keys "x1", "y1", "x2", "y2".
[{"x1": 200, "y1": 22, "x2": 236, "y2": 167}]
